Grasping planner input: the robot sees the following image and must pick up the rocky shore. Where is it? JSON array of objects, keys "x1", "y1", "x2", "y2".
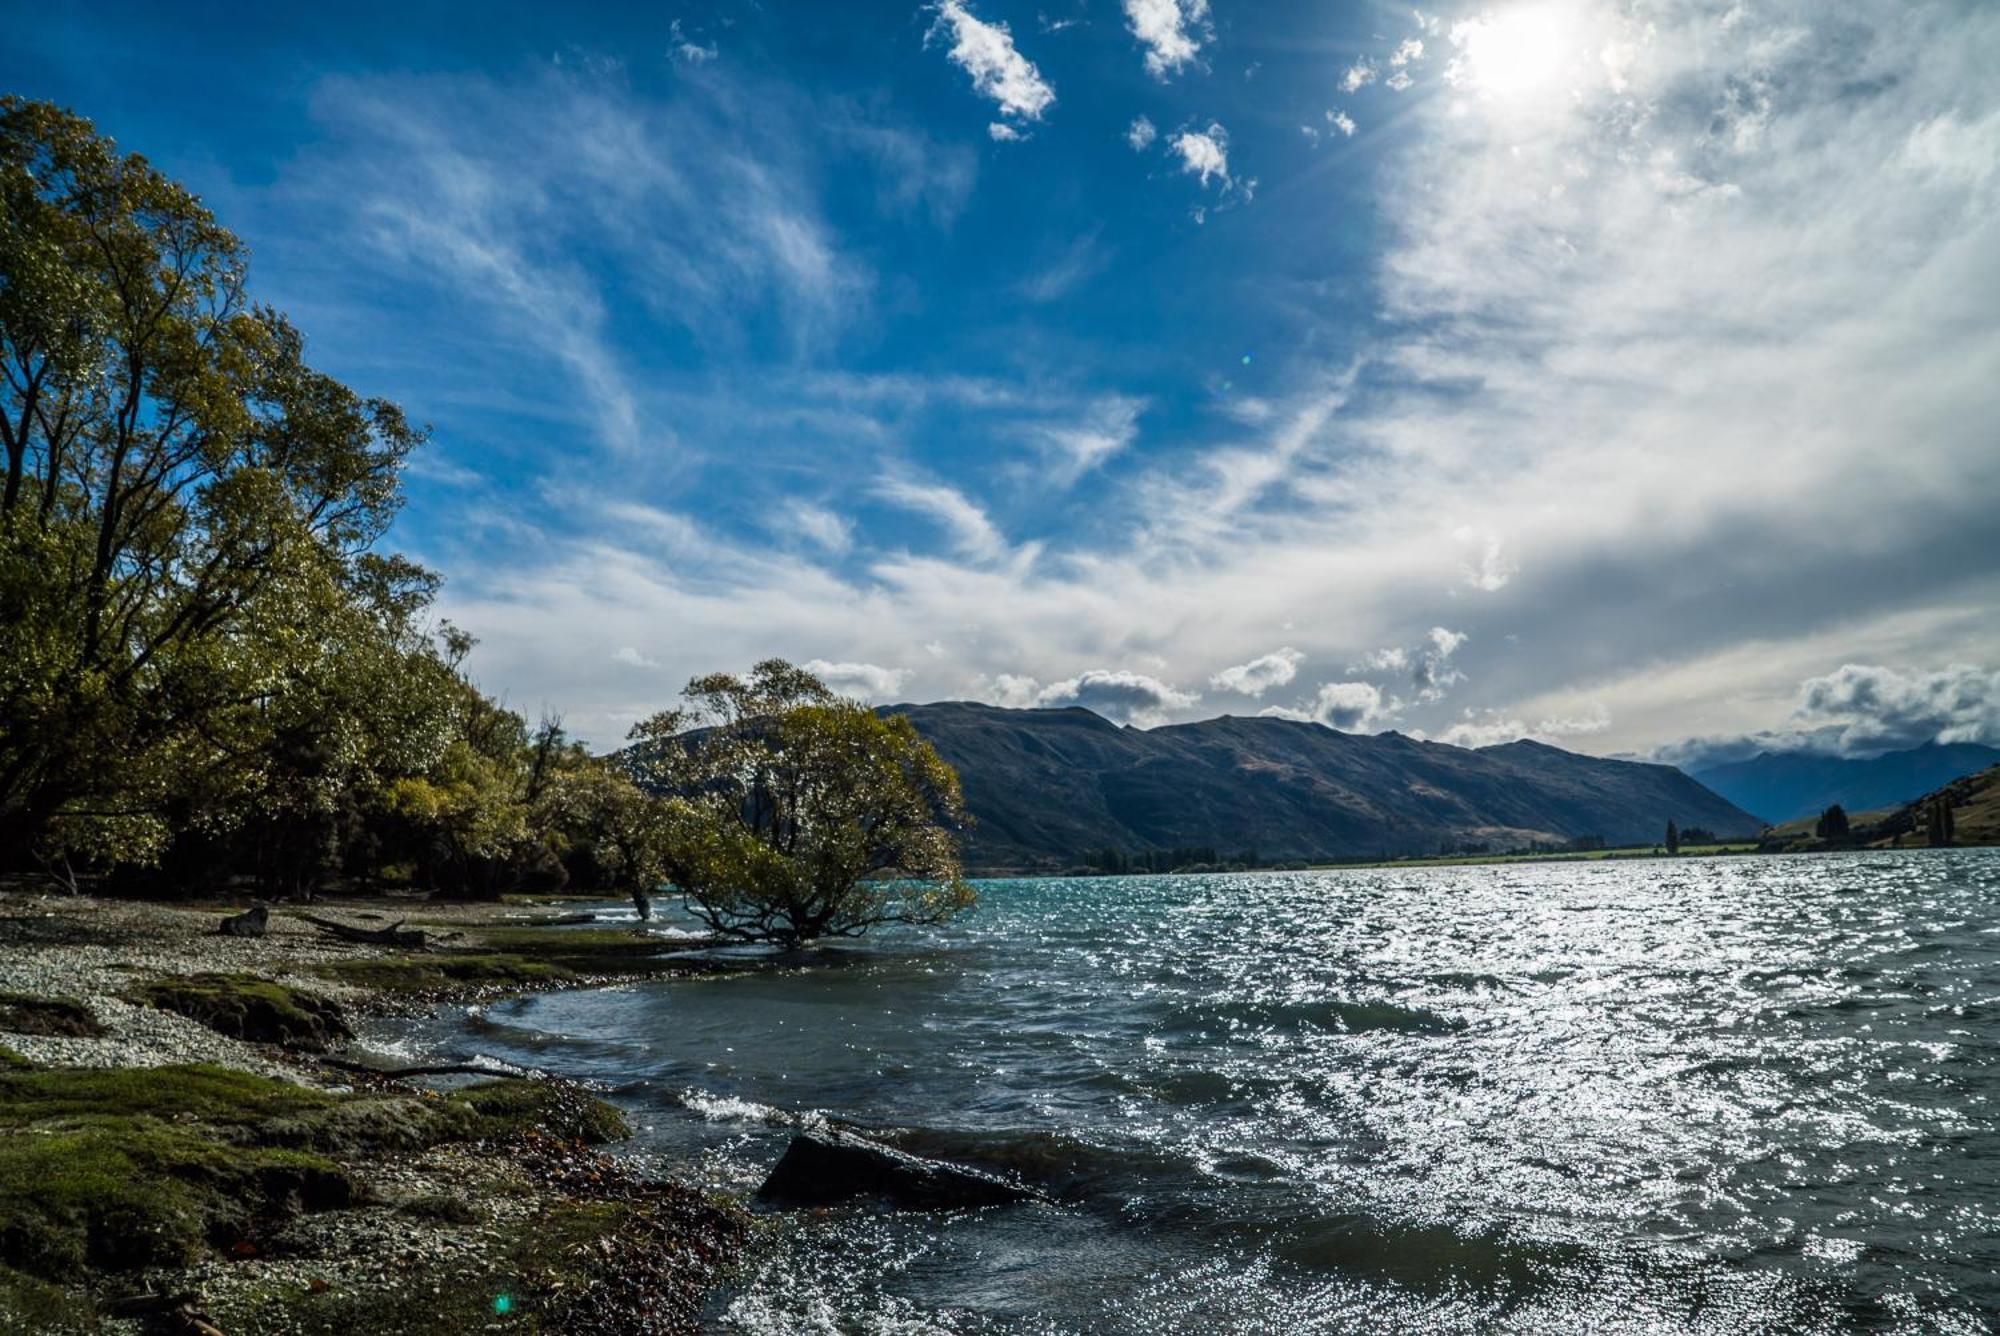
[{"x1": 0, "y1": 892, "x2": 753, "y2": 1334}]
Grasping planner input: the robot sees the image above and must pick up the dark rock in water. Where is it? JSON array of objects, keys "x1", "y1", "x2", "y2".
[{"x1": 757, "y1": 1129, "x2": 1046, "y2": 1211}]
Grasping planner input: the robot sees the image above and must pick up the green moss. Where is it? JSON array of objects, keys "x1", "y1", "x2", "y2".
[
  {"x1": 448, "y1": 1079, "x2": 630, "y2": 1145},
  {"x1": 135, "y1": 973, "x2": 352, "y2": 1051},
  {"x1": 0, "y1": 1263, "x2": 99, "y2": 1332},
  {"x1": 0, "y1": 1120, "x2": 351, "y2": 1275},
  {"x1": 312, "y1": 953, "x2": 577, "y2": 995},
  {"x1": 0, "y1": 1064, "x2": 632, "y2": 1286},
  {"x1": 0, "y1": 1046, "x2": 31, "y2": 1071},
  {"x1": 0, "y1": 992, "x2": 108, "y2": 1039},
  {"x1": 0, "y1": 1062, "x2": 336, "y2": 1128}
]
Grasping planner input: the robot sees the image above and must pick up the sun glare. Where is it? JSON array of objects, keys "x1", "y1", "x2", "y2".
[{"x1": 1455, "y1": 5, "x2": 1570, "y2": 99}]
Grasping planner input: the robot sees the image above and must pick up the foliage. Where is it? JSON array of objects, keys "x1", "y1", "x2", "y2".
[
  {"x1": 1815, "y1": 804, "x2": 1850, "y2": 841},
  {"x1": 0, "y1": 101, "x2": 654, "y2": 902},
  {"x1": 628, "y1": 659, "x2": 974, "y2": 946},
  {"x1": 1665, "y1": 820, "x2": 1680, "y2": 855},
  {"x1": 0, "y1": 97, "x2": 422, "y2": 870}
]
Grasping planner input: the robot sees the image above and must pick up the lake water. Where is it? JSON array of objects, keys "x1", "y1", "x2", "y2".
[{"x1": 386, "y1": 850, "x2": 2000, "y2": 1332}]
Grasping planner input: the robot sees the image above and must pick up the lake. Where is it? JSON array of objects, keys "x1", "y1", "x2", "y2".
[{"x1": 382, "y1": 850, "x2": 2000, "y2": 1332}]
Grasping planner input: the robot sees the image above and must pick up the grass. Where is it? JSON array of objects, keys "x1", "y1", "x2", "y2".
[
  {"x1": 0, "y1": 992, "x2": 108, "y2": 1039},
  {"x1": 311, "y1": 930, "x2": 681, "y2": 998},
  {"x1": 134, "y1": 972, "x2": 352, "y2": 1051},
  {"x1": 1310, "y1": 842, "x2": 1762, "y2": 870},
  {"x1": 312, "y1": 952, "x2": 578, "y2": 995},
  {"x1": 0, "y1": 1063, "x2": 630, "y2": 1286}
]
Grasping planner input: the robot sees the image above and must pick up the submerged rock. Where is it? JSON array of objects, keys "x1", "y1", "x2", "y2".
[{"x1": 757, "y1": 1129, "x2": 1047, "y2": 1211}]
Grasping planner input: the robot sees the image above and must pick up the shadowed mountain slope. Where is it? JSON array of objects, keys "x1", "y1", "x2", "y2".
[
  {"x1": 1692, "y1": 742, "x2": 2000, "y2": 825},
  {"x1": 885, "y1": 703, "x2": 1760, "y2": 870}
]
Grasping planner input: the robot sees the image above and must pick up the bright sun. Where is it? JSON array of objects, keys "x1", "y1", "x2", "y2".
[{"x1": 1455, "y1": 5, "x2": 1570, "y2": 99}]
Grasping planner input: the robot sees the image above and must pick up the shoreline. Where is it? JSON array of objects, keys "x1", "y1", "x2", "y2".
[{"x1": 0, "y1": 891, "x2": 756, "y2": 1334}]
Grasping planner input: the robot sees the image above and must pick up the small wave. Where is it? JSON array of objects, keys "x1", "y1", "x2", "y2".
[
  {"x1": 674, "y1": 1087, "x2": 826, "y2": 1131},
  {"x1": 1171, "y1": 997, "x2": 1464, "y2": 1036}
]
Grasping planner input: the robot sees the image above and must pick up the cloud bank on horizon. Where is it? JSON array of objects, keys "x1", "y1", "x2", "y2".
[{"x1": 14, "y1": 0, "x2": 1997, "y2": 771}]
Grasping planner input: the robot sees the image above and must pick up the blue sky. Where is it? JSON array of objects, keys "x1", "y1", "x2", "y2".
[{"x1": 9, "y1": 0, "x2": 2000, "y2": 763}]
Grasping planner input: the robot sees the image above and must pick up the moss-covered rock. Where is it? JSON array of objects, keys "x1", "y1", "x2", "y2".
[
  {"x1": 0, "y1": 992, "x2": 108, "y2": 1039},
  {"x1": 0, "y1": 1062, "x2": 633, "y2": 1287},
  {"x1": 135, "y1": 973, "x2": 352, "y2": 1051},
  {"x1": 312, "y1": 953, "x2": 577, "y2": 996}
]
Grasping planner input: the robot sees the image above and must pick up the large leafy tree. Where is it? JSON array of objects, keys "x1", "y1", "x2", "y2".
[
  {"x1": 0, "y1": 98, "x2": 422, "y2": 871},
  {"x1": 627, "y1": 661, "x2": 974, "y2": 947}
]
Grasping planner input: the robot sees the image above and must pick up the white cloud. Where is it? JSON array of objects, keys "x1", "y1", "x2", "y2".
[
  {"x1": 1340, "y1": 61, "x2": 1375, "y2": 93},
  {"x1": 988, "y1": 122, "x2": 1025, "y2": 142},
  {"x1": 1037, "y1": 668, "x2": 1200, "y2": 725},
  {"x1": 873, "y1": 475, "x2": 1009, "y2": 562},
  {"x1": 782, "y1": 500, "x2": 854, "y2": 555},
  {"x1": 1169, "y1": 122, "x2": 1231, "y2": 188},
  {"x1": 669, "y1": 20, "x2": 717, "y2": 64},
  {"x1": 1454, "y1": 528, "x2": 1514, "y2": 592},
  {"x1": 1264, "y1": 681, "x2": 1391, "y2": 731},
  {"x1": 1035, "y1": 395, "x2": 1143, "y2": 486},
  {"x1": 929, "y1": 1, "x2": 1056, "y2": 127},
  {"x1": 611, "y1": 646, "x2": 661, "y2": 669},
  {"x1": 1328, "y1": 109, "x2": 1357, "y2": 137},
  {"x1": 1126, "y1": 115, "x2": 1158, "y2": 150},
  {"x1": 1211, "y1": 647, "x2": 1306, "y2": 697},
  {"x1": 1122, "y1": 0, "x2": 1212, "y2": 79},
  {"x1": 804, "y1": 659, "x2": 912, "y2": 701},
  {"x1": 1386, "y1": 70, "x2": 1414, "y2": 92},
  {"x1": 1791, "y1": 663, "x2": 2000, "y2": 754},
  {"x1": 1390, "y1": 38, "x2": 1425, "y2": 67},
  {"x1": 1433, "y1": 703, "x2": 1612, "y2": 750},
  {"x1": 984, "y1": 673, "x2": 1044, "y2": 708}
]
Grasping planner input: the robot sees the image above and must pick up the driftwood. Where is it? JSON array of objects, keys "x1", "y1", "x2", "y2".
[
  {"x1": 215, "y1": 904, "x2": 269, "y2": 938},
  {"x1": 300, "y1": 913, "x2": 429, "y2": 949},
  {"x1": 102, "y1": 1293, "x2": 224, "y2": 1334},
  {"x1": 533, "y1": 911, "x2": 598, "y2": 926}
]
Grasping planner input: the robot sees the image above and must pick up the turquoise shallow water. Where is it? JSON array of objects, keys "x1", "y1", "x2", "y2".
[{"x1": 389, "y1": 850, "x2": 2000, "y2": 1332}]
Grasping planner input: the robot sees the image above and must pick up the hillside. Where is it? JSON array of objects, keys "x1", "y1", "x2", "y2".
[
  {"x1": 1692, "y1": 742, "x2": 2000, "y2": 824},
  {"x1": 886, "y1": 703, "x2": 1760, "y2": 871},
  {"x1": 1870, "y1": 762, "x2": 2000, "y2": 848}
]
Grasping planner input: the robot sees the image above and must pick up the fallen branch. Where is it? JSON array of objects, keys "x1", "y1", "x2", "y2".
[{"x1": 300, "y1": 913, "x2": 429, "y2": 949}]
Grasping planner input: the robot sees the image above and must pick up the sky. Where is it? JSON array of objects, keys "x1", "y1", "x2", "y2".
[{"x1": 9, "y1": 0, "x2": 2000, "y2": 767}]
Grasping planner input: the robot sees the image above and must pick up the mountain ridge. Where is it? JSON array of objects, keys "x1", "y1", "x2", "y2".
[
  {"x1": 1692, "y1": 741, "x2": 2000, "y2": 824},
  {"x1": 882, "y1": 701, "x2": 1760, "y2": 871}
]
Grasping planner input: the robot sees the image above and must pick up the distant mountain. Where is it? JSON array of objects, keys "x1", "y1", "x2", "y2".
[
  {"x1": 885, "y1": 702, "x2": 1760, "y2": 871},
  {"x1": 1691, "y1": 742, "x2": 2000, "y2": 825}
]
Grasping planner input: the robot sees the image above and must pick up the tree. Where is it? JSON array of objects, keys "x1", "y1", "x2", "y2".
[
  {"x1": 1815, "y1": 804, "x2": 1850, "y2": 842},
  {"x1": 0, "y1": 98, "x2": 420, "y2": 871},
  {"x1": 537, "y1": 759, "x2": 670, "y2": 919},
  {"x1": 1926, "y1": 794, "x2": 1955, "y2": 847},
  {"x1": 1665, "y1": 820, "x2": 1680, "y2": 855},
  {"x1": 627, "y1": 660, "x2": 973, "y2": 947}
]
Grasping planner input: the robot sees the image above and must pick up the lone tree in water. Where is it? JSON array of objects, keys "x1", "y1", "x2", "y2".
[
  {"x1": 626, "y1": 660, "x2": 973, "y2": 947},
  {"x1": 1815, "y1": 804, "x2": 1850, "y2": 842},
  {"x1": 1665, "y1": 820, "x2": 1680, "y2": 855}
]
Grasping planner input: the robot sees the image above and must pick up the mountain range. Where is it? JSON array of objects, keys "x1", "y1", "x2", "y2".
[
  {"x1": 886, "y1": 702, "x2": 1761, "y2": 871},
  {"x1": 1690, "y1": 742, "x2": 2000, "y2": 824}
]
